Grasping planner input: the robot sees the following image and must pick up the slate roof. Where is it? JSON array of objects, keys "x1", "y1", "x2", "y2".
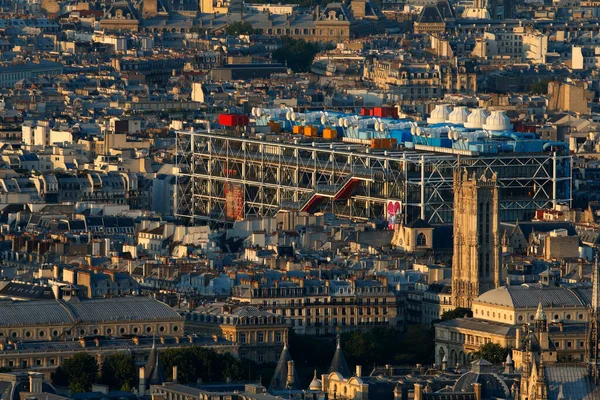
[
  {"x1": 546, "y1": 365, "x2": 600, "y2": 400},
  {"x1": 406, "y1": 218, "x2": 432, "y2": 229},
  {"x1": 268, "y1": 345, "x2": 301, "y2": 392},
  {"x1": 66, "y1": 296, "x2": 181, "y2": 322},
  {"x1": 0, "y1": 300, "x2": 73, "y2": 326},
  {"x1": 475, "y1": 285, "x2": 591, "y2": 309},
  {"x1": 0, "y1": 296, "x2": 181, "y2": 327},
  {"x1": 329, "y1": 336, "x2": 351, "y2": 377},
  {"x1": 0, "y1": 282, "x2": 55, "y2": 300},
  {"x1": 435, "y1": 318, "x2": 517, "y2": 336}
]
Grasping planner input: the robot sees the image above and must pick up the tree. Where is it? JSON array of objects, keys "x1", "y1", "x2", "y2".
[
  {"x1": 530, "y1": 80, "x2": 551, "y2": 95},
  {"x1": 474, "y1": 343, "x2": 508, "y2": 365},
  {"x1": 226, "y1": 21, "x2": 255, "y2": 36},
  {"x1": 342, "y1": 326, "x2": 435, "y2": 368},
  {"x1": 51, "y1": 353, "x2": 98, "y2": 392},
  {"x1": 440, "y1": 307, "x2": 473, "y2": 321},
  {"x1": 160, "y1": 347, "x2": 271, "y2": 385},
  {"x1": 273, "y1": 37, "x2": 323, "y2": 73},
  {"x1": 100, "y1": 353, "x2": 136, "y2": 391}
]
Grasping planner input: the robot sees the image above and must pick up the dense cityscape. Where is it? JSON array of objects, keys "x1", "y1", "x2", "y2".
[{"x1": 0, "y1": 0, "x2": 599, "y2": 398}]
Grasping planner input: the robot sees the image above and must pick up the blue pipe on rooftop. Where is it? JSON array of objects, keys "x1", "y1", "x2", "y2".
[{"x1": 542, "y1": 142, "x2": 567, "y2": 151}]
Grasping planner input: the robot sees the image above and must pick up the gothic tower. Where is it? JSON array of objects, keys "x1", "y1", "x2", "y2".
[
  {"x1": 587, "y1": 254, "x2": 600, "y2": 384},
  {"x1": 452, "y1": 168, "x2": 501, "y2": 308}
]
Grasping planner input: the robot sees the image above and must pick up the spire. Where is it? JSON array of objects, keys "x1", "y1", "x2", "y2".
[
  {"x1": 504, "y1": 352, "x2": 514, "y2": 374},
  {"x1": 535, "y1": 298, "x2": 548, "y2": 335},
  {"x1": 535, "y1": 299, "x2": 546, "y2": 322},
  {"x1": 556, "y1": 384, "x2": 565, "y2": 400},
  {"x1": 328, "y1": 334, "x2": 350, "y2": 377},
  {"x1": 268, "y1": 344, "x2": 301, "y2": 392},
  {"x1": 144, "y1": 337, "x2": 165, "y2": 388}
]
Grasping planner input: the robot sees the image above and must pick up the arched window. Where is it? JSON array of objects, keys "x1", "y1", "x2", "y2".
[{"x1": 416, "y1": 233, "x2": 427, "y2": 247}]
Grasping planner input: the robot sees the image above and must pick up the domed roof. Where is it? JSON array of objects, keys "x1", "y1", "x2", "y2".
[
  {"x1": 447, "y1": 106, "x2": 469, "y2": 124},
  {"x1": 427, "y1": 104, "x2": 451, "y2": 124},
  {"x1": 464, "y1": 108, "x2": 489, "y2": 129},
  {"x1": 482, "y1": 110, "x2": 513, "y2": 131},
  {"x1": 453, "y1": 360, "x2": 511, "y2": 399},
  {"x1": 308, "y1": 371, "x2": 322, "y2": 391}
]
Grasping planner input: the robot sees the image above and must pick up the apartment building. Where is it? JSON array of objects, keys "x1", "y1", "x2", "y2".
[
  {"x1": 472, "y1": 27, "x2": 548, "y2": 64},
  {"x1": 183, "y1": 304, "x2": 289, "y2": 363},
  {"x1": 232, "y1": 278, "x2": 398, "y2": 335}
]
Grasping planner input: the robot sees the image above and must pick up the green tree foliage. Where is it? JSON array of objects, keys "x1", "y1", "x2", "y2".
[
  {"x1": 160, "y1": 347, "x2": 274, "y2": 385},
  {"x1": 100, "y1": 353, "x2": 136, "y2": 392},
  {"x1": 288, "y1": 332, "x2": 335, "y2": 384},
  {"x1": 226, "y1": 21, "x2": 255, "y2": 36},
  {"x1": 342, "y1": 326, "x2": 435, "y2": 367},
  {"x1": 530, "y1": 80, "x2": 551, "y2": 95},
  {"x1": 273, "y1": 37, "x2": 322, "y2": 73},
  {"x1": 440, "y1": 307, "x2": 473, "y2": 321},
  {"x1": 51, "y1": 353, "x2": 99, "y2": 393},
  {"x1": 473, "y1": 343, "x2": 509, "y2": 365}
]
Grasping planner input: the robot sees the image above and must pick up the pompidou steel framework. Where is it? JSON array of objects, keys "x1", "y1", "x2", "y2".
[{"x1": 175, "y1": 130, "x2": 572, "y2": 225}]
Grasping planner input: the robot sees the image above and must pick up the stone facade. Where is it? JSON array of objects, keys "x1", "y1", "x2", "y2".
[{"x1": 452, "y1": 169, "x2": 501, "y2": 308}]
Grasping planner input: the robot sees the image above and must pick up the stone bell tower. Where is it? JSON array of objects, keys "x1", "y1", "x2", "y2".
[{"x1": 451, "y1": 168, "x2": 501, "y2": 308}]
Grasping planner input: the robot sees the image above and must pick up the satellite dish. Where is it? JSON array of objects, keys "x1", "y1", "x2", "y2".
[
  {"x1": 256, "y1": 108, "x2": 262, "y2": 117},
  {"x1": 338, "y1": 117, "x2": 344, "y2": 126},
  {"x1": 411, "y1": 125, "x2": 416, "y2": 135},
  {"x1": 343, "y1": 118, "x2": 349, "y2": 128},
  {"x1": 286, "y1": 111, "x2": 291, "y2": 120},
  {"x1": 321, "y1": 115, "x2": 327, "y2": 125},
  {"x1": 380, "y1": 122, "x2": 385, "y2": 132},
  {"x1": 291, "y1": 112, "x2": 296, "y2": 122},
  {"x1": 251, "y1": 107, "x2": 256, "y2": 117},
  {"x1": 447, "y1": 130, "x2": 453, "y2": 140},
  {"x1": 417, "y1": 127, "x2": 423, "y2": 136},
  {"x1": 453, "y1": 130, "x2": 459, "y2": 141}
]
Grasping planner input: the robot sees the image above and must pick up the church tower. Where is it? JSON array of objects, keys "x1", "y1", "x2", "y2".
[{"x1": 452, "y1": 168, "x2": 501, "y2": 308}]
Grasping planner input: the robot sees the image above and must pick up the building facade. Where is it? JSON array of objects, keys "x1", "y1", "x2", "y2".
[
  {"x1": 182, "y1": 304, "x2": 289, "y2": 363},
  {"x1": 231, "y1": 278, "x2": 398, "y2": 335}
]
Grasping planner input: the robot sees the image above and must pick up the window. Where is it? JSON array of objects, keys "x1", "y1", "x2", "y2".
[
  {"x1": 416, "y1": 233, "x2": 427, "y2": 247},
  {"x1": 258, "y1": 332, "x2": 265, "y2": 343}
]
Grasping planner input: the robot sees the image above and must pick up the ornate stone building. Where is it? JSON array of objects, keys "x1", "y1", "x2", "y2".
[
  {"x1": 182, "y1": 304, "x2": 289, "y2": 363},
  {"x1": 452, "y1": 169, "x2": 501, "y2": 308}
]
